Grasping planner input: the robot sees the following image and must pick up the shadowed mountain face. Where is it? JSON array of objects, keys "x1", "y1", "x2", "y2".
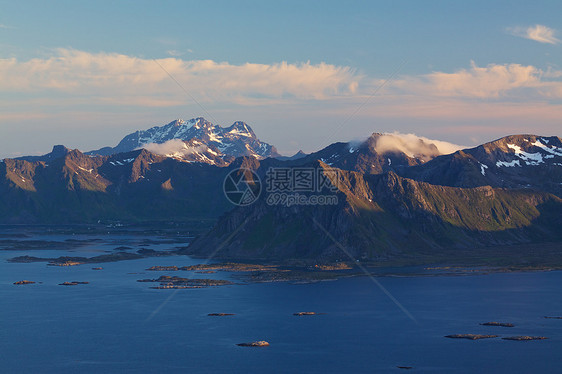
[
  {"x1": 402, "y1": 135, "x2": 562, "y2": 197},
  {"x1": 185, "y1": 162, "x2": 562, "y2": 261},
  {"x1": 15, "y1": 145, "x2": 71, "y2": 163},
  {"x1": 87, "y1": 117, "x2": 280, "y2": 161},
  {"x1": 2, "y1": 132, "x2": 561, "y2": 262},
  {"x1": 269, "y1": 134, "x2": 562, "y2": 198},
  {"x1": 0, "y1": 148, "x2": 234, "y2": 223},
  {"x1": 290, "y1": 134, "x2": 427, "y2": 174}
]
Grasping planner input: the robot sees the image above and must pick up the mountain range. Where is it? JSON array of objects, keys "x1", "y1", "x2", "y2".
[{"x1": 2, "y1": 117, "x2": 561, "y2": 263}]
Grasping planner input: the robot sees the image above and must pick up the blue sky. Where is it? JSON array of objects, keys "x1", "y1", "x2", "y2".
[{"x1": 1, "y1": 0, "x2": 561, "y2": 157}]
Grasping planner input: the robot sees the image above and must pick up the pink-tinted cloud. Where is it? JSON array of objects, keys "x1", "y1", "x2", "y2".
[
  {"x1": 392, "y1": 61, "x2": 562, "y2": 99},
  {"x1": 0, "y1": 49, "x2": 360, "y2": 101},
  {"x1": 1, "y1": 49, "x2": 561, "y2": 159}
]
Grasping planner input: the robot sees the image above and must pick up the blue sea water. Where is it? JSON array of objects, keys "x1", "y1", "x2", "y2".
[{"x1": 1, "y1": 231, "x2": 562, "y2": 373}]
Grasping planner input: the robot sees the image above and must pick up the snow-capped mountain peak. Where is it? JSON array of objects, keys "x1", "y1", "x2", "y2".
[
  {"x1": 87, "y1": 117, "x2": 279, "y2": 164},
  {"x1": 481, "y1": 135, "x2": 562, "y2": 168},
  {"x1": 225, "y1": 121, "x2": 256, "y2": 138}
]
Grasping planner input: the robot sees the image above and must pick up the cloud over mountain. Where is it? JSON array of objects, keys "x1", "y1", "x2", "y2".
[
  {"x1": 141, "y1": 139, "x2": 207, "y2": 158},
  {"x1": 373, "y1": 132, "x2": 465, "y2": 162}
]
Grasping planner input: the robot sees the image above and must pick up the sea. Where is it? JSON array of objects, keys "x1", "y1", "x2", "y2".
[{"x1": 1, "y1": 226, "x2": 561, "y2": 373}]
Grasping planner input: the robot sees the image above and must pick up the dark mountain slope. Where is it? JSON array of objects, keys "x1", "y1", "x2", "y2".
[
  {"x1": 186, "y1": 164, "x2": 562, "y2": 262},
  {"x1": 0, "y1": 148, "x2": 235, "y2": 223},
  {"x1": 2, "y1": 131, "x2": 561, "y2": 265},
  {"x1": 15, "y1": 145, "x2": 71, "y2": 163},
  {"x1": 403, "y1": 135, "x2": 562, "y2": 197},
  {"x1": 290, "y1": 133, "x2": 426, "y2": 174}
]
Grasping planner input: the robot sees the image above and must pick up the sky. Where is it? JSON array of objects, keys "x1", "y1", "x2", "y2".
[{"x1": 1, "y1": 0, "x2": 562, "y2": 158}]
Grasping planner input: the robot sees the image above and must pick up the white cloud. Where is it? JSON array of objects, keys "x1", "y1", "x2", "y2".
[
  {"x1": 373, "y1": 132, "x2": 465, "y2": 161},
  {"x1": 166, "y1": 50, "x2": 184, "y2": 57},
  {"x1": 141, "y1": 139, "x2": 207, "y2": 157},
  {"x1": 165, "y1": 48, "x2": 194, "y2": 56},
  {"x1": 0, "y1": 24, "x2": 13, "y2": 29},
  {"x1": 1, "y1": 48, "x2": 561, "y2": 160},
  {"x1": 394, "y1": 61, "x2": 562, "y2": 99},
  {"x1": 427, "y1": 61, "x2": 539, "y2": 98},
  {"x1": 0, "y1": 49, "x2": 360, "y2": 103},
  {"x1": 3, "y1": 49, "x2": 561, "y2": 107},
  {"x1": 507, "y1": 24, "x2": 560, "y2": 44}
]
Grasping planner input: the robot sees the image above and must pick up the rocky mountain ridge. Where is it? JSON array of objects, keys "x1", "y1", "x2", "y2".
[
  {"x1": 2, "y1": 128, "x2": 561, "y2": 262},
  {"x1": 186, "y1": 160, "x2": 562, "y2": 261},
  {"x1": 87, "y1": 117, "x2": 280, "y2": 162},
  {"x1": 402, "y1": 134, "x2": 562, "y2": 197}
]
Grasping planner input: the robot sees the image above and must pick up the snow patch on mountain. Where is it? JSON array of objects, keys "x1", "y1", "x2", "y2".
[
  {"x1": 531, "y1": 139, "x2": 562, "y2": 156},
  {"x1": 507, "y1": 143, "x2": 545, "y2": 165},
  {"x1": 480, "y1": 163, "x2": 488, "y2": 175},
  {"x1": 496, "y1": 160, "x2": 521, "y2": 167},
  {"x1": 227, "y1": 126, "x2": 252, "y2": 137}
]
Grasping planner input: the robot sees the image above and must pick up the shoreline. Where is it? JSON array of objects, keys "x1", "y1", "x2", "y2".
[
  {"x1": 7, "y1": 251, "x2": 562, "y2": 285},
  {"x1": 3, "y1": 226, "x2": 561, "y2": 284}
]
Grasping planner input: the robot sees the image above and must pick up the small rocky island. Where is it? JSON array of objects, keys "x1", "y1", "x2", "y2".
[
  {"x1": 144, "y1": 262, "x2": 355, "y2": 283},
  {"x1": 8, "y1": 250, "x2": 171, "y2": 266},
  {"x1": 13, "y1": 280, "x2": 35, "y2": 285},
  {"x1": 445, "y1": 334, "x2": 499, "y2": 340},
  {"x1": 236, "y1": 341, "x2": 270, "y2": 347},
  {"x1": 502, "y1": 336, "x2": 548, "y2": 341},
  {"x1": 311, "y1": 263, "x2": 352, "y2": 270},
  {"x1": 137, "y1": 275, "x2": 234, "y2": 289},
  {"x1": 293, "y1": 312, "x2": 318, "y2": 316},
  {"x1": 147, "y1": 266, "x2": 180, "y2": 271},
  {"x1": 480, "y1": 322, "x2": 515, "y2": 327},
  {"x1": 146, "y1": 263, "x2": 280, "y2": 272},
  {"x1": 49, "y1": 261, "x2": 83, "y2": 267},
  {"x1": 59, "y1": 281, "x2": 89, "y2": 286},
  {"x1": 208, "y1": 313, "x2": 235, "y2": 316}
]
